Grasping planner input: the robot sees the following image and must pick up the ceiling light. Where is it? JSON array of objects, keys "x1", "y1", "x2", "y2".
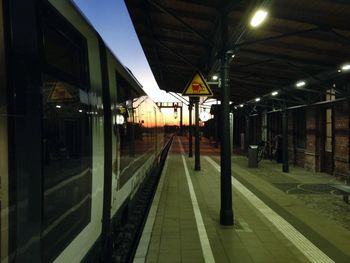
[
  {"x1": 341, "y1": 64, "x2": 350, "y2": 71},
  {"x1": 255, "y1": 97, "x2": 261, "y2": 102},
  {"x1": 234, "y1": 106, "x2": 237, "y2": 109},
  {"x1": 212, "y1": 75, "x2": 218, "y2": 80},
  {"x1": 338, "y1": 69, "x2": 342, "y2": 73},
  {"x1": 296, "y1": 81, "x2": 306, "y2": 88},
  {"x1": 271, "y1": 91, "x2": 278, "y2": 96},
  {"x1": 240, "y1": 104, "x2": 244, "y2": 108},
  {"x1": 78, "y1": 109, "x2": 83, "y2": 113},
  {"x1": 250, "y1": 10, "x2": 268, "y2": 27},
  {"x1": 231, "y1": 54, "x2": 236, "y2": 58},
  {"x1": 56, "y1": 105, "x2": 61, "y2": 109}
]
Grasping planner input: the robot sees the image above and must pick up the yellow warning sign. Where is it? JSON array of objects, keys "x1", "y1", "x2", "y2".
[
  {"x1": 182, "y1": 71, "x2": 213, "y2": 97},
  {"x1": 47, "y1": 82, "x2": 75, "y2": 102}
]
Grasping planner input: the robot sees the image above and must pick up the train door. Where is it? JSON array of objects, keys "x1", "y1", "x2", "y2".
[
  {"x1": 0, "y1": 0, "x2": 9, "y2": 261},
  {"x1": 40, "y1": 5, "x2": 93, "y2": 262},
  {"x1": 5, "y1": 0, "x2": 44, "y2": 261},
  {"x1": 5, "y1": 1, "x2": 93, "y2": 261}
]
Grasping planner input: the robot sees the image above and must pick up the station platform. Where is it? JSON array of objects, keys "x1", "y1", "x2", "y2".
[{"x1": 134, "y1": 136, "x2": 350, "y2": 263}]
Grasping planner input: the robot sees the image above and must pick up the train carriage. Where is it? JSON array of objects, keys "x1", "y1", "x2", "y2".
[{"x1": 0, "y1": 0, "x2": 167, "y2": 262}]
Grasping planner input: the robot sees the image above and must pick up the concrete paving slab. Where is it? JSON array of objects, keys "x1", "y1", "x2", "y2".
[{"x1": 136, "y1": 136, "x2": 350, "y2": 263}]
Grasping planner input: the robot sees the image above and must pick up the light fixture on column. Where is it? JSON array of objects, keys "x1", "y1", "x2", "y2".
[
  {"x1": 296, "y1": 81, "x2": 306, "y2": 88},
  {"x1": 250, "y1": 9, "x2": 268, "y2": 27},
  {"x1": 341, "y1": 64, "x2": 350, "y2": 71}
]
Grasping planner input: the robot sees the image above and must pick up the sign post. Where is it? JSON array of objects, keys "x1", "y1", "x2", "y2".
[
  {"x1": 182, "y1": 71, "x2": 213, "y2": 171},
  {"x1": 194, "y1": 97, "x2": 200, "y2": 170},
  {"x1": 188, "y1": 98, "x2": 193, "y2": 158}
]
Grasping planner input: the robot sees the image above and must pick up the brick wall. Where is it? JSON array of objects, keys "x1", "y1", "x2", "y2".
[
  {"x1": 295, "y1": 150, "x2": 305, "y2": 167},
  {"x1": 267, "y1": 101, "x2": 349, "y2": 176},
  {"x1": 304, "y1": 107, "x2": 320, "y2": 172},
  {"x1": 334, "y1": 101, "x2": 349, "y2": 176},
  {"x1": 292, "y1": 109, "x2": 306, "y2": 168}
]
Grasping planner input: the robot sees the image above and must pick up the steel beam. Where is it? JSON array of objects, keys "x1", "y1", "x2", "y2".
[
  {"x1": 269, "y1": 97, "x2": 304, "y2": 105},
  {"x1": 330, "y1": 29, "x2": 350, "y2": 44},
  {"x1": 258, "y1": 97, "x2": 348, "y2": 114},
  {"x1": 232, "y1": 59, "x2": 274, "y2": 70},
  {"x1": 237, "y1": 50, "x2": 332, "y2": 69},
  {"x1": 207, "y1": 0, "x2": 263, "y2": 78},
  {"x1": 233, "y1": 27, "x2": 320, "y2": 49},
  {"x1": 169, "y1": 92, "x2": 189, "y2": 105},
  {"x1": 155, "y1": 38, "x2": 200, "y2": 70},
  {"x1": 147, "y1": 0, "x2": 212, "y2": 45},
  {"x1": 144, "y1": 3, "x2": 165, "y2": 86},
  {"x1": 284, "y1": 61, "x2": 324, "y2": 82}
]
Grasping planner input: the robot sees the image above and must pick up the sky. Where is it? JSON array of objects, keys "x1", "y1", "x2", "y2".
[
  {"x1": 72, "y1": 0, "x2": 177, "y2": 103},
  {"x1": 71, "y1": 0, "x2": 216, "y2": 125}
]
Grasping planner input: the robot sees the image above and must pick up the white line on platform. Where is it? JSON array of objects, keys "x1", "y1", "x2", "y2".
[
  {"x1": 205, "y1": 156, "x2": 334, "y2": 263},
  {"x1": 179, "y1": 138, "x2": 215, "y2": 263},
  {"x1": 133, "y1": 148, "x2": 170, "y2": 263}
]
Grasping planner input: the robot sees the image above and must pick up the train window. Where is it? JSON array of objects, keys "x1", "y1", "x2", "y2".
[
  {"x1": 40, "y1": 6, "x2": 92, "y2": 261},
  {"x1": 115, "y1": 76, "x2": 155, "y2": 189},
  {"x1": 0, "y1": 1, "x2": 9, "y2": 260},
  {"x1": 41, "y1": 75, "x2": 92, "y2": 262},
  {"x1": 42, "y1": 5, "x2": 88, "y2": 86}
]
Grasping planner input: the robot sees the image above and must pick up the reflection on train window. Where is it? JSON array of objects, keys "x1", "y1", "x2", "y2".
[
  {"x1": 42, "y1": 7, "x2": 87, "y2": 85},
  {"x1": 41, "y1": 75, "x2": 92, "y2": 262},
  {"x1": 0, "y1": 1, "x2": 9, "y2": 259},
  {"x1": 115, "y1": 78, "x2": 156, "y2": 188}
]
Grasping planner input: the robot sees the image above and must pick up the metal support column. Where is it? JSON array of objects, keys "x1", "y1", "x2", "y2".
[
  {"x1": 189, "y1": 99, "x2": 193, "y2": 158},
  {"x1": 214, "y1": 100, "x2": 219, "y2": 147},
  {"x1": 282, "y1": 110, "x2": 289, "y2": 173},
  {"x1": 180, "y1": 106, "x2": 183, "y2": 136},
  {"x1": 245, "y1": 115, "x2": 250, "y2": 154},
  {"x1": 194, "y1": 98, "x2": 200, "y2": 170},
  {"x1": 220, "y1": 52, "x2": 234, "y2": 226}
]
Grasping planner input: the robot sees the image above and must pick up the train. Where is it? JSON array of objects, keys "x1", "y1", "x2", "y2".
[{"x1": 0, "y1": 0, "x2": 171, "y2": 262}]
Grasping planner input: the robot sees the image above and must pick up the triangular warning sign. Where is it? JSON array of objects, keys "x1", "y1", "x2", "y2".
[
  {"x1": 182, "y1": 71, "x2": 213, "y2": 97},
  {"x1": 47, "y1": 82, "x2": 75, "y2": 102}
]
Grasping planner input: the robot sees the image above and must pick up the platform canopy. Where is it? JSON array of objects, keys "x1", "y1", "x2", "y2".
[{"x1": 125, "y1": 0, "x2": 350, "y2": 108}]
